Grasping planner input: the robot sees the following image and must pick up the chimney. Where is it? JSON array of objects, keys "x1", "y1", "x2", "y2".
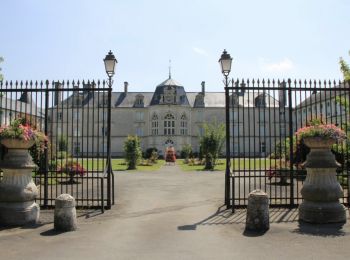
[
  {"x1": 54, "y1": 81, "x2": 62, "y2": 106},
  {"x1": 201, "y1": 81, "x2": 205, "y2": 95},
  {"x1": 124, "y1": 81, "x2": 128, "y2": 94}
]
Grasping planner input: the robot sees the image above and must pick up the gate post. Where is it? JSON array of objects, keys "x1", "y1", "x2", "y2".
[
  {"x1": 43, "y1": 80, "x2": 50, "y2": 208},
  {"x1": 287, "y1": 79, "x2": 295, "y2": 207},
  {"x1": 225, "y1": 81, "x2": 231, "y2": 208},
  {"x1": 106, "y1": 78, "x2": 112, "y2": 209}
]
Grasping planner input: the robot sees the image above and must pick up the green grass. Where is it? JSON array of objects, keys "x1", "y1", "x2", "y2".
[
  {"x1": 178, "y1": 158, "x2": 273, "y2": 171},
  {"x1": 54, "y1": 158, "x2": 164, "y2": 172}
]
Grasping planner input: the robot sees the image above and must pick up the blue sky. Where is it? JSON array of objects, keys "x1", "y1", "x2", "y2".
[{"x1": 1, "y1": 0, "x2": 349, "y2": 92}]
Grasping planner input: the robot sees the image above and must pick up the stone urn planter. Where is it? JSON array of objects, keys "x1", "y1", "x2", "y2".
[
  {"x1": 298, "y1": 137, "x2": 346, "y2": 223},
  {"x1": 0, "y1": 138, "x2": 40, "y2": 225}
]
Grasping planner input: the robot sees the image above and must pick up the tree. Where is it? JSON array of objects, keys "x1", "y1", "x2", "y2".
[
  {"x1": 335, "y1": 51, "x2": 350, "y2": 168},
  {"x1": 58, "y1": 135, "x2": 68, "y2": 151},
  {"x1": 200, "y1": 121, "x2": 225, "y2": 170},
  {"x1": 123, "y1": 135, "x2": 142, "y2": 170},
  {"x1": 180, "y1": 144, "x2": 192, "y2": 163},
  {"x1": 339, "y1": 51, "x2": 350, "y2": 82},
  {"x1": 0, "y1": 56, "x2": 4, "y2": 82}
]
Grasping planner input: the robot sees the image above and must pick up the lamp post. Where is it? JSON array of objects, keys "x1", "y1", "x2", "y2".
[
  {"x1": 219, "y1": 49, "x2": 233, "y2": 209},
  {"x1": 104, "y1": 50, "x2": 117, "y2": 209}
]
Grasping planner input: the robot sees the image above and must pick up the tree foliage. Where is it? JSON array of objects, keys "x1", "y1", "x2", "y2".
[
  {"x1": 180, "y1": 144, "x2": 192, "y2": 163},
  {"x1": 123, "y1": 135, "x2": 142, "y2": 170},
  {"x1": 339, "y1": 51, "x2": 350, "y2": 82},
  {"x1": 199, "y1": 121, "x2": 225, "y2": 170},
  {"x1": 58, "y1": 135, "x2": 68, "y2": 151}
]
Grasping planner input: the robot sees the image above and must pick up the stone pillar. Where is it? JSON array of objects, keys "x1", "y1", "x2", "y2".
[
  {"x1": 245, "y1": 189, "x2": 269, "y2": 231},
  {"x1": 0, "y1": 139, "x2": 40, "y2": 226},
  {"x1": 54, "y1": 194, "x2": 77, "y2": 231},
  {"x1": 299, "y1": 137, "x2": 346, "y2": 223}
]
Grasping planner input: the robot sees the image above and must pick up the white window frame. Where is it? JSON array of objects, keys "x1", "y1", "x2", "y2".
[
  {"x1": 164, "y1": 113, "x2": 175, "y2": 136},
  {"x1": 136, "y1": 111, "x2": 144, "y2": 121},
  {"x1": 151, "y1": 114, "x2": 159, "y2": 135}
]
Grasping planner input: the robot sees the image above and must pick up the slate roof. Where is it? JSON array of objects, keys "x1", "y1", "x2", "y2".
[
  {"x1": 0, "y1": 95, "x2": 43, "y2": 117},
  {"x1": 51, "y1": 77, "x2": 280, "y2": 109},
  {"x1": 156, "y1": 78, "x2": 182, "y2": 87},
  {"x1": 149, "y1": 77, "x2": 190, "y2": 106},
  {"x1": 295, "y1": 83, "x2": 348, "y2": 109},
  {"x1": 110, "y1": 91, "x2": 279, "y2": 108}
]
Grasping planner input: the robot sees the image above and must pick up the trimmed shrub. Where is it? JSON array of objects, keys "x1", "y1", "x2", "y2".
[
  {"x1": 123, "y1": 135, "x2": 142, "y2": 170},
  {"x1": 181, "y1": 144, "x2": 192, "y2": 163},
  {"x1": 145, "y1": 147, "x2": 158, "y2": 159}
]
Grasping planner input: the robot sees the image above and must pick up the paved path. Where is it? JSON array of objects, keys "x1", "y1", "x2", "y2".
[{"x1": 0, "y1": 164, "x2": 350, "y2": 260}]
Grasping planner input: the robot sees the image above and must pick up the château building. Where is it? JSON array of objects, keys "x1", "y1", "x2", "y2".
[{"x1": 48, "y1": 76, "x2": 284, "y2": 157}]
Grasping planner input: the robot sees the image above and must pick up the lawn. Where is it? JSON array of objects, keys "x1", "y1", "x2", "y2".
[
  {"x1": 178, "y1": 158, "x2": 273, "y2": 171},
  {"x1": 54, "y1": 158, "x2": 164, "y2": 172}
]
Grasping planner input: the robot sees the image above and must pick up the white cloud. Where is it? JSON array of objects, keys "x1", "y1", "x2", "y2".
[
  {"x1": 260, "y1": 58, "x2": 295, "y2": 72},
  {"x1": 193, "y1": 47, "x2": 209, "y2": 56}
]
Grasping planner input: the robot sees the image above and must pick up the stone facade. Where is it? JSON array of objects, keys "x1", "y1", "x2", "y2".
[{"x1": 48, "y1": 77, "x2": 285, "y2": 157}]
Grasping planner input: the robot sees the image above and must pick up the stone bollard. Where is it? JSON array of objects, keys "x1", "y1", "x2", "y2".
[
  {"x1": 245, "y1": 189, "x2": 269, "y2": 231},
  {"x1": 54, "y1": 194, "x2": 77, "y2": 231}
]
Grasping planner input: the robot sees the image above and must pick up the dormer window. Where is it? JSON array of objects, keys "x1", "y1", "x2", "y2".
[
  {"x1": 74, "y1": 97, "x2": 82, "y2": 107},
  {"x1": 230, "y1": 93, "x2": 239, "y2": 106},
  {"x1": 163, "y1": 86, "x2": 176, "y2": 104},
  {"x1": 194, "y1": 93, "x2": 205, "y2": 107},
  {"x1": 134, "y1": 94, "x2": 144, "y2": 107},
  {"x1": 255, "y1": 94, "x2": 266, "y2": 108},
  {"x1": 99, "y1": 98, "x2": 108, "y2": 107}
]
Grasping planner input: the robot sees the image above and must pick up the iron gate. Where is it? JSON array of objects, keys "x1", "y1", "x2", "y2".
[
  {"x1": 225, "y1": 79, "x2": 350, "y2": 211},
  {"x1": 0, "y1": 80, "x2": 114, "y2": 211}
]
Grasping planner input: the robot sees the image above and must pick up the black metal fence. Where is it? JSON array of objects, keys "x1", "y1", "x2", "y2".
[
  {"x1": 0, "y1": 80, "x2": 114, "y2": 211},
  {"x1": 225, "y1": 79, "x2": 350, "y2": 211}
]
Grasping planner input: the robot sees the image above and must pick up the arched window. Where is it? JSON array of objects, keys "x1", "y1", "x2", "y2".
[
  {"x1": 151, "y1": 114, "x2": 159, "y2": 135},
  {"x1": 180, "y1": 114, "x2": 188, "y2": 135},
  {"x1": 164, "y1": 113, "x2": 175, "y2": 135},
  {"x1": 165, "y1": 139, "x2": 174, "y2": 146}
]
